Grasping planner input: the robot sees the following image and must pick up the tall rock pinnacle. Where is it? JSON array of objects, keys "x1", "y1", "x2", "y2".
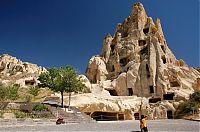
[{"x1": 86, "y1": 3, "x2": 200, "y2": 100}]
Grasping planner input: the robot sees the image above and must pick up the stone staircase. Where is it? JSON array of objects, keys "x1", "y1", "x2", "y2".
[{"x1": 46, "y1": 105, "x2": 95, "y2": 123}]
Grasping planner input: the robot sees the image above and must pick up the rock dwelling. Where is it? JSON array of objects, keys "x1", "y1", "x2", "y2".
[
  {"x1": 1, "y1": 2, "x2": 199, "y2": 121},
  {"x1": 72, "y1": 2, "x2": 200, "y2": 120}
]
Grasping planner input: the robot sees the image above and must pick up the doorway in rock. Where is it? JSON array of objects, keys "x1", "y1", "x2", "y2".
[
  {"x1": 25, "y1": 80, "x2": 35, "y2": 86},
  {"x1": 146, "y1": 64, "x2": 150, "y2": 78},
  {"x1": 128, "y1": 88, "x2": 133, "y2": 96},
  {"x1": 149, "y1": 86, "x2": 154, "y2": 93},
  {"x1": 91, "y1": 112, "x2": 120, "y2": 121},
  {"x1": 163, "y1": 93, "x2": 174, "y2": 100},
  {"x1": 162, "y1": 56, "x2": 167, "y2": 64},
  {"x1": 118, "y1": 114, "x2": 124, "y2": 120},
  {"x1": 134, "y1": 113, "x2": 140, "y2": 120},
  {"x1": 107, "y1": 89, "x2": 118, "y2": 96},
  {"x1": 167, "y1": 110, "x2": 173, "y2": 119},
  {"x1": 149, "y1": 97, "x2": 161, "y2": 103}
]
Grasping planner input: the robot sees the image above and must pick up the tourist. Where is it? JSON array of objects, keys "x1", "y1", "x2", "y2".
[
  {"x1": 140, "y1": 115, "x2": 148, "y2": 132},
  {"x1": 56, "y1": 116, "x2": 65, "y2": 125}
]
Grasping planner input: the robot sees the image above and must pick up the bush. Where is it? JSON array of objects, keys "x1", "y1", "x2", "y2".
[
  {"x1": 33, "y1": 104, "x2": 48, "y2": 112},
  {"x1": 7, "y1": 85, "x2": 19, "y2": 101},
  {"x1": 29, "y1": 86, "x2": 40, "y2": 97},
  {"x1": 14, "y1": 111, "x2": 27, "y2": 118},
  {"x1": 190, "y1": 91, "x2": 200, "y2": 102},
  {"x1": 0, "y1": 86, "x2": 7, "y2": 101},
  {"x1": 23, "y1": 95, "x2": 33, "y2": 102},
  {"x1": 175, "y1": 91, "x2": 200, "y2": 118},
  {"x1": 0, "y1": 85, "x2": 19, "y2": 101}
]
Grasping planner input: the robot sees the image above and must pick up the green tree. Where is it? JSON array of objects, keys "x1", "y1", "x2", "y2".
[
  {"x1": 29, "y1": 86, "x2": 40, "y2": 98},
  {"x1": 38, "y1": 66, "x2": 84, "y2": 108}
]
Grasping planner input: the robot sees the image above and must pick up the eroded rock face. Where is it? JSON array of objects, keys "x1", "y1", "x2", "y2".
[
  {"x1": 86, "y1": 3, "x2": 200, "y2": 99},
  {"x1": 83, "y1": 2, "x2": 200, "y2": 119},
  {"x1": 0, "y1": 54, "x2": 46, "y2": 87}
]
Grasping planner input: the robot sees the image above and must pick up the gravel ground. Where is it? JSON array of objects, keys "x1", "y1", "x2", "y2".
[{"x1": 0, "y1": 119, "x2": 199, "y2": 132}]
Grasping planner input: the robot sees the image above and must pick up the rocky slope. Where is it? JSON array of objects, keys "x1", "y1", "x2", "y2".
[
  {"x1": 0, "y1": 54, "x2": 46, "y2": 87},
  {"x1": 68, "y1": 3, "x2": 200, "y2": 120}
]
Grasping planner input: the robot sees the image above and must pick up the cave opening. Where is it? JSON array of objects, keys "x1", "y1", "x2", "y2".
[
  {"x1": 161, "y1": 45, "x2": 165, "y2": 53},
  {"x1": 143, "y1": 28, "x2": 149, "y2": 35},
  {"x1": 162, "y1": 56, "x2": 167, "y2": 64},
  {"x1": 146, "y1": 64, "x2": 150, "y2": 78},
  {"x1": 149, "y1": 97, "x2": 161, "y2": 103},
  {"x1": 110, "y1": 45, "x2": 115, "y2": 52},
  {"x1": 167, "y1": 110, "x2": 173, "y2": 119},
  {"x1": 134, "y1": 113, "x2": 140, "y2": 120},
  {"x1": 128, "y1": 88, "x2": 133, "y2": 96},
  {"x1": 111, "y1": 65, "x2": 115, "y2": 72},
  {"x1": 107, "y1": 89, "x2": 118, "y2": 96},
  {"x1": 149, "y1": 85, "x2": 154, "y2": 93},
  {"x1": 120, "y1": 58, "x2": 129, "y2": 67},
  {"x1": 170, "y1": 81, "x2": 180, "y2": 87},
  {"x1": 138, "y1": 40, "x2": 146, "y2": 46},
  {"x1": 163, "y1": 93, "x2": 174, "y2": 100},
  {"x1": 91, "y1": 111, "x2": 124, "y2": 121},
  {"x1": 25, "y1": 80, "x2": 35, "y2": 86}
]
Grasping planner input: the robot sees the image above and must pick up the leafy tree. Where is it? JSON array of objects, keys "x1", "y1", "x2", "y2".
[
  {"x1": 38, "y1": 66, "x2": 84, "y2": 108},
  {"x1": 29, "y1": 86, "x2": 40, "y2": 98}
]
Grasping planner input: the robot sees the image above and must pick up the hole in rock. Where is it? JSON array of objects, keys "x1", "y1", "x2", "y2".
[
  {"x1": 138, "y1": 40, "x2": 146, "y2": 46},
  {"x1": 149, "y1": 86, "x2": 154, "y2": 93},
  {"x1": 143, "y1": 28, "x2": 149, "y2": 35},
  {"x1": 163, "y1": 93, "x2": 174, "y2": 100},
  {"x1": 128, "y1": 88, "x2": 133, "y2": 96}
]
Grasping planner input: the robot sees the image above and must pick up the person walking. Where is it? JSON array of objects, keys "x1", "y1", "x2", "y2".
[{"x1": 140, "y1": 115, "x2": 148, "y2": 132}]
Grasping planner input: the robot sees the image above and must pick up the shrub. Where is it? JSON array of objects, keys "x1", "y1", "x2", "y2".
[
  {"x1": 33, "y1": 104, "x2": 48, "y2": 112},
  {"x1": 7, "y1": 85, "x2": 19, "y2": 101},
  {"x1": 0, "y1": 85, "x2": 7, "y2": 101},
  {"x1": 29, "y1": 86, "x2": 40, "y2": 97},
  {"x1": 14, "y1": 111, "x2": 27, "y2": 118},
  {"x1": 175, "y1": 91, "x2": 200, "y2": 118},
  {"x1": 23, "y1": 95, "x2": 33, "y2": 103},
  {"x1": 190, "y1": 91, "x2": 200, "y2": 102}
]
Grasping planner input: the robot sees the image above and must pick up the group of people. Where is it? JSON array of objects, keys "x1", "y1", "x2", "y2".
[{"x1": 140, "y1": 115, "x2": 148, "y2": 132}]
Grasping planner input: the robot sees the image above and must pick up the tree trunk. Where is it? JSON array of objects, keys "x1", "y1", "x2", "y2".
[
  {"x1": 61, "y1": 91, "x2": 64, "y2": 108},
  {"x1": 68, "y1": 92, "x2": 71, "y2": 111}
]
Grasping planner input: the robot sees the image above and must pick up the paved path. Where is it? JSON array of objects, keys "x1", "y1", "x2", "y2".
[{"x1": 0, "y1": 119, "x2": 199, "y2": 131}]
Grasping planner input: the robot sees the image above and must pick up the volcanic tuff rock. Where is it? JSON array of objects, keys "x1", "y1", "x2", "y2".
[
  {"x1": 86, "y1": 3, "x2": 200, "y2": 99},
  {"x1": 73, "y1": 2, "x2": 200, "y2": 119},
  {"x1": 0, "y1": 54, "x2": 46, "y2": 87}
]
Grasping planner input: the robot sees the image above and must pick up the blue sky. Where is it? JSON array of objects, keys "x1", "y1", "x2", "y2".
[{"x1": 0, "y1": 0, "x2": 199, "y2": 73}]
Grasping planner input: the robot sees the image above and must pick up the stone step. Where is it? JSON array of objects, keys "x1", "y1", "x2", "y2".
[{"x1": 46, "y1": 105, "x2": 95, "y2": 123}]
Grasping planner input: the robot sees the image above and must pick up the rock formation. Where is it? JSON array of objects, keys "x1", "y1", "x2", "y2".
[
  {"x1": 1, "y1": 3, "x2": 199, "y2": 120},
  {"x1": 86, "y1": 3, "x2": 200, "y2": 99},
  {"x1": 0, "y1": 54, "x2": 46, "y2": 87},
  {"x1": 73, "y1": 2, "x2": 200, "y2": 119}
]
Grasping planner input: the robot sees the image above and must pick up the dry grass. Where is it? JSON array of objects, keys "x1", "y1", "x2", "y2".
[{"x1": 17, "y1": 87, "x2": 53, "y2": 102}]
